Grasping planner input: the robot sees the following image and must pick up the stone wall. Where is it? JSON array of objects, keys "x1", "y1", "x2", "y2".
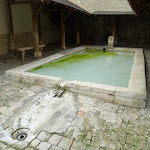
[
  {"x1": 0, "y1": 2, "x2": 61, "y2": 55},
  {"x1": 0, "y1": 0, "x2": 9, "y2": 55}
]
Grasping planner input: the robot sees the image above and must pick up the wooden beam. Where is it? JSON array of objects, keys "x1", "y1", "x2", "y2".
[
  {"x1": 61, "y1": 10, "x2": 66, "y2": 50},
  {"x1": 9, "y1": 0, "x2": 49, "y2": 5},
  {"x1": 36, "y1": 3, "x2": 45, "y2": 16},
  {"x1": 76, "y1": 31, "x2": 80, "y2": 46},
  {"x1": 112, "y1": 16, "x2": 118, "y2": 45},
  {"x1": 7, "y1": 0, "x2": 15, "y2": 50},
  {"x1": 31, "y1": 4, "x2": 42, "y2": 57}
]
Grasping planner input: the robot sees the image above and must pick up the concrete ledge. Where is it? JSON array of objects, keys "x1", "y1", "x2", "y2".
[{"x1": 5, "y1": 45, "x2": 147, "y2": 108}]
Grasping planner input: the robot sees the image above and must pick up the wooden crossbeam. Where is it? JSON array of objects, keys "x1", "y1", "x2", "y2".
[{"x1": 9, "y1": 0, "x2": 50, "y2": 5}]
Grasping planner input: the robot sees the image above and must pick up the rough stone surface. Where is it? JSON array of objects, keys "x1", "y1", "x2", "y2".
[
  {"x1": 30, "y1": 138, "x2": 40, "y2": 147},
  {"x1": 37, "y1": 142, "x2": 51, "y2": 150},
  {"x1": 58, "y1": 137, "x2": 73, "y2": 150},
  {"x1": 48, "y1": 134, "x2": 62, "y2": 146},
  {"x1": 37, "y1": 131, "x2": 51, "y2": 142},
  {"x1": 0, "y1": 48, "x2": 150, "y2": 150},
  {"x1": 49, "y1": 145, "x2": 63, "y2": 150}
]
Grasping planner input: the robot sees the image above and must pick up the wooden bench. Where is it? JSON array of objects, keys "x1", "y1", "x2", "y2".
[{"x1": 17, "y1": 44, "x2": 46, "y2": 61}]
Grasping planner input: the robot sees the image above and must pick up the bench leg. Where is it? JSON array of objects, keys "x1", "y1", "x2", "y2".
[{"x1": 22, "y1": 50, "x2": 25, "y2": 61}]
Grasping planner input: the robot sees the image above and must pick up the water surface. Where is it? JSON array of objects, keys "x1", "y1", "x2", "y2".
[{"x1": 29, "y1": 49, "x2": 134, "y2": 87}]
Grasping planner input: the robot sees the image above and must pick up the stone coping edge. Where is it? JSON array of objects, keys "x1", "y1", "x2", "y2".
[{"x1": 5, "y1": 45, "x2": 147, "y2": 108}]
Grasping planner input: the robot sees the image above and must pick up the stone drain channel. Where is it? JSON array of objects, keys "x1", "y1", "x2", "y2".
[{"x1": 0, "y1": 87, "x2": 80, "y2": 145}]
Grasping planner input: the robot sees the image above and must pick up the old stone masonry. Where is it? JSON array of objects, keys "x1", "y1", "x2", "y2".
[{"x1": 0, "y1": 50, "x2": 150, "y2": 150}]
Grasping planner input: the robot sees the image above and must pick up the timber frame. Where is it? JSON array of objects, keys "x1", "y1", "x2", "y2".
[
  {"x1": 128, "y1": 0, "x2": 150, "y2": 15},
  {"x1": 7, "y1": 0, "x2": 89, "y2": 58}
]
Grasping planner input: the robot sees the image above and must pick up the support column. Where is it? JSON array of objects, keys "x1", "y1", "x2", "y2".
[
  {"x1": 31, "y1": 4, "x2": 42, "y2": 58},
  {"x1": 112, "y1": 16, "x2": 118, "y2": 45},
  {"x1": 61, "y1": 10, "x2": 66, "y2": 50},
  {"x1": 7, "y1": 0, "x2": 14, "y2": 50},
  {"x1": 76, "y1": 31, "x2": 80, "y2": 46}
]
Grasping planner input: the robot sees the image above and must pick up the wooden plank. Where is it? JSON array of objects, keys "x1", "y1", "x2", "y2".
[
  {"x1": 17, "y1": 45, "x2": 46, "y2": 51},
  {"x1": 61, "y1": 10, "x2": 66, "y2": 50}
]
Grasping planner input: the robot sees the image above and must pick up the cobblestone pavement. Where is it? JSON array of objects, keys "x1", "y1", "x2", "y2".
[{"x1": 0, "y1": 49, "x2": 150, "y2": 150}]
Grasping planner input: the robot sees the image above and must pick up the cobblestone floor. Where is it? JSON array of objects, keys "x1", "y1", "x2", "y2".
[{"x1": 0, "y1": 49, "x2": 150, "y2": 150}]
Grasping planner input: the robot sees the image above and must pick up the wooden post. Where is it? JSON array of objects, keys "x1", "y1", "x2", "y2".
[
  {"x1": 77, "y1": 31, "x2": 80, "y2": 46},
  {"x1": 112, "y1": 16, "x2": 118, "y2": 45},
  {"x1": 61, "y1": 10, "x2": 66, "y2": 50},
  {"x1": 31, "y1": 4, "x2": 42, "y2": 58},
  {"x1": 7, "y1": 0, "x2": 15, "y2": 50}
]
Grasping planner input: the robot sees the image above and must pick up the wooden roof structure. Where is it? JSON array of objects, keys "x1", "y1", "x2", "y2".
[
  {"x1": 9, "y1": 0, "x2": 89, "y2": 14},
  {"x1": 128, "y1": 0, "x2": 150, "y2": 15},
  {"x1": 79, "y1": 0, "x2": 134, "y2": 15}
]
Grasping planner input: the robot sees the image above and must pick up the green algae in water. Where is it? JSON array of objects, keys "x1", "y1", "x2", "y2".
[
  {"x1": 28, "y1": 49, "x2": 134, "y2": 87},
  {"x1": 29, "y1": 49, "x2": 117, "y2": 71}
]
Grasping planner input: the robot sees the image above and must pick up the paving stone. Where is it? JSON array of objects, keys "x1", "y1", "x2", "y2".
[
  {"x1": 58, "y1": 137, "x2": 73, "y2": 150},
  {"x1": 70, "y1": 141, "x2": 85, "y2": 150},
  {"x1": 65, "y1": 126, "x2": 79, "y2": 139},
  {"x1": 48, "y1": 134, "x2": 62, "y2": 146},
  {"x1": 25, "y1": 148, "x2": 35, "y2": 150},
  {"x1": 37, "y1": 142, "x2": 51, "y2": 150},
  {"x1": 91, "y1": 137, "x2": 100, "y2": 148},
  {"x1": 49, "y1": 145, "x2": 63, "y2": 150},
  {"x1": 86, "y1": 130, "x2": 92, "y2": 140},
  {"x1": 30, "y1": 138, "x2": 40, "y2": 147},
  {"x1": 0, "y1": 106, "x2": 8, "y2": 113},
  {"x1": 77, "y1": 111, "x2": 86, "y2": 118},
  {"x1": 37, "y1": 131, "x2": 52, "y2": 142},
  {"x1": 0, "y1": 142, "x2": 7, "y2": 149},
  {"x1": 13, "y1": 142, "x2": 28, "y2": 149}
]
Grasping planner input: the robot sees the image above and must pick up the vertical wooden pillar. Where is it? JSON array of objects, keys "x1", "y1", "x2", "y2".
[
  {"x1": 61, "y1": 10, "x2": 66, "y2": 50},
  {"x1": 31, "y1": 4, "x2": 42, "y2": 58},
  {"x1": 77, "y1": 31, "x2": 80, "y2": 46},
  {"x1": 7, "y1": 0, "x2": 14, "y2": 50},
  {"x1": 112, "y1": 16, "x2": 118, "y2": 45}
]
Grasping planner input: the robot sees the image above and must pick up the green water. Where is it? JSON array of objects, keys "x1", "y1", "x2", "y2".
[{"x1": 29, "y1": 49, "x2": 134, "y2": 87}]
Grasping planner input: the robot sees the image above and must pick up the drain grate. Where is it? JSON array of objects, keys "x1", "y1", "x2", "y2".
[
  {"x1": 12, "y1": 128, "x2": 31, "y2": 141},
  {"x1": 15, "y1": 132, "x2": 28, "y2": 141}
]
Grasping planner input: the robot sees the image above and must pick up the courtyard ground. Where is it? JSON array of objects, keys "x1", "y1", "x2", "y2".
[{"x1": 0, "y1": 48, "x2": 150, "y2": 150}]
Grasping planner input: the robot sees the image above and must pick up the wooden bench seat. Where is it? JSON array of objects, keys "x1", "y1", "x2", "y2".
[{"x1": 17, "y1": 44, "x2": 46, "y2": 61}]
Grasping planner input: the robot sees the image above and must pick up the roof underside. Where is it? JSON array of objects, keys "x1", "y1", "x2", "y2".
[
  {"x1": 51, "y1": 0, "x2": 89, "y2": 13},
  {"x1": 128, "y1": 0, "x2": 150, "y2": 15},
  {"x1": 79, "y1": 0, "x2": 134, "y2": 15}
]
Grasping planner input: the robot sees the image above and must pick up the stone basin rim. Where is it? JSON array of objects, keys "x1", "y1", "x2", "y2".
[{"x1": 5, "y1": 45, "x2": 147, "y2": 108}]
